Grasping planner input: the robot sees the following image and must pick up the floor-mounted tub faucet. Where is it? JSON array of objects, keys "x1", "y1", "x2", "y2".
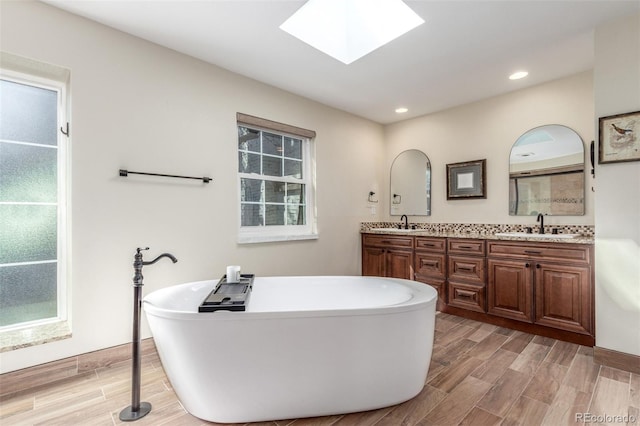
[
  {"x1": 121, "y1": 247, "x2": 178, "y2": 422},
  {"x1": 537, "y1": 213, "x2": 545, "y2": 234}
]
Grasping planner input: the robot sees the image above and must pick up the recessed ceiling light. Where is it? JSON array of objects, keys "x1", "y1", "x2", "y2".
[
  {"x1": 509, "y1": 71, "x2": 529, "y2": 80},
  {"x1": 280, "y1": 0, "x2": 425, "y2": 65},
  {"x1": 395, "y1": 107, "x2": 409, "y2": 113}
]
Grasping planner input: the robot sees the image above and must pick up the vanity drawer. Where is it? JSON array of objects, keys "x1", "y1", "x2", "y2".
[
  {"x1": 448, "y1": 239, "x2": 486, "y2": 256},
  {"x1": 448, "y1": 281, "x2": 485, "y2": 313},
  {"x1": 487, "y1": 241, "x2": 591, "y2": 264},
  {"x1": 415, "y1": 237, "x2": 446, "y2": 252},
  {"x1": 362, "y1": 234, "x2": 413, "y2": 249},
  {"x1": 448, "y1": 255, "x2": 486, "y2": 284},
  {"x1": 415, "y1": 253, "x2": 446, "y2": 279}
]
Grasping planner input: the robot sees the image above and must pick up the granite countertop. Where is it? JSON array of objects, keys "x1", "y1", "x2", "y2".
[{"x1": 362, "y1": 228, "x2": 594, "y2": 244}]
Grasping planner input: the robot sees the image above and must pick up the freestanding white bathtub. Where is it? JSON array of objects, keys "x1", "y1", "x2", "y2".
[{"x1": 143, "y1": 276, "x2": 437, "y2": 423}]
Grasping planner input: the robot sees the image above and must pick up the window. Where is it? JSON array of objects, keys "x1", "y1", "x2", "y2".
[
  {"x1": 0, "y1": 56, "x2": 69, "y2": 344},
  {"x1": 237, "y1": 113, "x2": 316, "y2": 243}
]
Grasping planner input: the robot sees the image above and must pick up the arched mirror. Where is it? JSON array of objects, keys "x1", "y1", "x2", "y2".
[
  {"x1": 390, "y1": 149, "x2": 431, "y2": 216},
  {"x1": 509, "y1": 125, "x2": 585, "y2": 216}
]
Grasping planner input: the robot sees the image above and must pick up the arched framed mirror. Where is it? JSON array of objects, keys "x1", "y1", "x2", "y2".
[
  {"x1": 390, "y1": 149, "x2": 431, "y2": 216},
  {"x1": 509, "y1": 124, "x2": 585, "y2": 216}
]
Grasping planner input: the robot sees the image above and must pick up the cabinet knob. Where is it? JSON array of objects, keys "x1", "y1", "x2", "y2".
[
  {"x1": 536, "y1": 264, "x2": 541, "y2": 269},
  {"x1": 525, "y1": 263, "x2": 531, "y2": 268}
]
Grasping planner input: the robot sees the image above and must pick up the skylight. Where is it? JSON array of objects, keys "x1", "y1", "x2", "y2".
[{"x1": 280, "y1": 0, "x2": 424, "y2": 65}]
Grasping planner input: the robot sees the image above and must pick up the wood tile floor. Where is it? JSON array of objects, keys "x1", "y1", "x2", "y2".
[{"x1": 1, "y1": 313, "x2": 638, "y2": 425}]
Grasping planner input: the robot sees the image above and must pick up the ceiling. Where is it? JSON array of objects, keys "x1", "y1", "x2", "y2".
[{"x1": 43, "y1": 0, "x2": 640, "y2": 124}]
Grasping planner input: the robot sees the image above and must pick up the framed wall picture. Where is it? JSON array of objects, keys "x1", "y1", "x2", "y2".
[
  {"x1": 446, "y1": 159, "x2": 486, "y2": 199},
  {"x1": 598, "y1": 110, "x2": 640, "y2": 164}
]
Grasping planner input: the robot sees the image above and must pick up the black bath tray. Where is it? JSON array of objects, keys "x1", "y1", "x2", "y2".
[{"x1": 198, "y1": 274, "x2": 254, "y2": 312}]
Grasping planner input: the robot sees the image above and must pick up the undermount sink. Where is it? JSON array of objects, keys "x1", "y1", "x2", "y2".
[
  {"x1": 372, "y1": 227, "x2": 423, "y2": 233},
  {"x1": 494, "y1": 232, "x2": 582, "y2": 239}
]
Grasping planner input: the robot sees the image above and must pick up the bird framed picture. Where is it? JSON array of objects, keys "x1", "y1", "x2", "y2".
[{"x1": 598, "y1": 110, "x2": 640, "y2": 164}]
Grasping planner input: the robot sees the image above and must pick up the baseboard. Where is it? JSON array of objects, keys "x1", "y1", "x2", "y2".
[
  {"x1": 594, "y1": 346, "x2": 640, "y2": 374},
  {"x1": 0, "y1": 338, "x2": 157, "y2": 399}
]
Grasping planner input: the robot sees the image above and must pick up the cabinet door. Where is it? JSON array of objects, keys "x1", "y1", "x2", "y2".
[
  {"x1": 535, "y1": 262, "x2": 592, "y2": 334},
  {"x1": 386, "y1": 248, "x2": 413, "y2": 279},
  {"x1": 362, "y1": 246, "x2": 386, "y2": 276},
  {"x1": 487, "y1": 258, "x2": 533, "y2": 322}
]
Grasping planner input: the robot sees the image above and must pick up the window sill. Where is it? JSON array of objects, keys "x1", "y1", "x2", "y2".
[
  {"x1": 0, "y1": 320, "x2": 71, "y2": 353},
  {"x1": 238, "y1": 233, "x2": 319, "y2": 244}
]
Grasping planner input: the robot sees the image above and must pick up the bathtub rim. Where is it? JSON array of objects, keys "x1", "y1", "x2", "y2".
[{"x1": 143, "y1": 276, "x2": 437, "y2": 321}]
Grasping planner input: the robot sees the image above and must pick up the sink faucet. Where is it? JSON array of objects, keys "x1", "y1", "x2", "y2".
[
  {"x1": 400, "y1": 214, "x2": 409, "y2": 229},
  {"x1": 536, "y1": 213, "x2": 545, "y2": 234}
]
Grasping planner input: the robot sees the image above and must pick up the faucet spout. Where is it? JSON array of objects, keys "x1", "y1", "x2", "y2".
[
  {"x1": 133, "y1": 247, "x2": 178, "y2": 286},
  {"x1": 144, "y1": 253, "x2": 178, "y2": 265},
  {"x1": 536, "y1": 213, "x2": 545, "y2": 234},
  {"x1": 400, "y1": 214, "x2": 409, "y2": 229}
]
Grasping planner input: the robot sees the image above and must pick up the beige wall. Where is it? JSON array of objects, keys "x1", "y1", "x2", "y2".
[
  {"x1": 383, "y1": 71, "x2": 595, "y2": 226},
  {"x1": 0, "y1": 1, "x2": 385, "y2": 373},
  {"x1": 594, "y1": 13, "x2": 640, "y2": 357}
]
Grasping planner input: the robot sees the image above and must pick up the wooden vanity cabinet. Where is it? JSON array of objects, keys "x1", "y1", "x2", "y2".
[
  {"x1": 361, "y1": 232, "x2": 595, "y2": 345},
  {"x1": 414, "y1": 237, "x2": 447, "y2": 310},
  {"x1": 446, "y1": 238, "x2": 486, "y2": 313},
  {"x1": 362, "y1": 234, "x2": 413, "y2": 279},
  {"x1": 487, "y1": 241, "x2": 593, "y2": 336}
]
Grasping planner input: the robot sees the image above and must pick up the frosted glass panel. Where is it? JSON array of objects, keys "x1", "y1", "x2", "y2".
[
  {"x1": 0, "y1": 79, "x2": 58, "y2": 146},
  {"x1": 0, "y1": 143, "x2": 57, "y2": 202},
  {"x1": 0, "y1": 205, "x2": 57, "y2": 264},
  {"x1": 0, "y1": 263, "x2": 57, "y2": 326}
]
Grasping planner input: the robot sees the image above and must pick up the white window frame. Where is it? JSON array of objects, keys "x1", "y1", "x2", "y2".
[
  {"x1": 0, "y1": 64, "x2": 70, "y2": 346},
  {"x1": 237, "y1": 117, "x2": 317, "y2": 244}
]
